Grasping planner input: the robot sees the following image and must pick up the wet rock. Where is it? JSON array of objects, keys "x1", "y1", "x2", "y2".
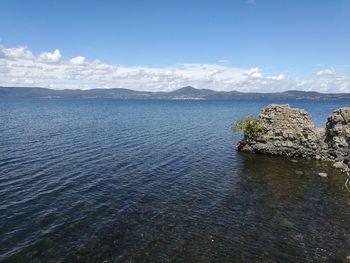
[
  {"x1": 333, "y1": 161, "x2": 346, "y2": 170},
  {"x1": 237, "y1": 104, "x2": 350, "y2": 169},
  {"x1": 280, "y1": 218, "x2": 294, "y2": 228},
  {"x1": 318, "y1": 172, "x2": 328, "y2": 178},
  {"x1": 237, "y1": 104, "x2": 325, "y2": 158}
]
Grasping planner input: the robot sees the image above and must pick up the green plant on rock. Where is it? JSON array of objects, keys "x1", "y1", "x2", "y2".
[{"x1": 233, "y1": 115, "x2": 267, "y2": 140}]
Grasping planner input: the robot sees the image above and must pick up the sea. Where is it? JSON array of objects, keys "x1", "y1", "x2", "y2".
[{"x1": 1, "y1": 99, "x2": 350, "y2": 262}]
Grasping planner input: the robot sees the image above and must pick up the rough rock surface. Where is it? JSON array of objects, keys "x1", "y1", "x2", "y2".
[
  {"x1": 325, "y1": 108, "x2": 350, "y2": 163},
  {"x1": 237, "y1": 104, "x2": 350, "y2": 167}
]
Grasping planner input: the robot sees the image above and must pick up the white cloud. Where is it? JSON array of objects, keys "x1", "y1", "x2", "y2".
[
  {"x1": 3, "y1": 46, "x2": 34, "y2": 60},
  {"x1": 0, "y1": 44, "x2": 349, "y2": 93},
  {"x1": 38, "y1": 49, "x2": 62, "y2": 64},
  {"x1": 268, "y1": 74, "x2": 284, "y2": 80},
  {"x1": 70, "y1": 56, "x2": 86, "y2": 65},
  {"x1": 244, "y1": 67, "x2": 262, "y2": 78},
  {"x1": 316, "y1": 67, "x2": 336, "y2": 77}
]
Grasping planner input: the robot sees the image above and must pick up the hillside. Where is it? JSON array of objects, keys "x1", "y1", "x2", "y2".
[{"x1": 0, "y1": 86, "x2": 349, "y2": 100}]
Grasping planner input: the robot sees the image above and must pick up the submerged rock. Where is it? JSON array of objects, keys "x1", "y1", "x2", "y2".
[
  {"x1": 318, "y1": 172, "x2": 328, "y2": 178},
  {"x1": 237, "y1": 104, "x2": 350, "y2": 169}
]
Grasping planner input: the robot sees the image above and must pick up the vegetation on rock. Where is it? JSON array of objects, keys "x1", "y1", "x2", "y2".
[
  {"x1": 233, "y1": 115, "x2": 267, "y2": 140},
  {"x1": 235, "y1": 104, "x2": 350, "y2": 169}
]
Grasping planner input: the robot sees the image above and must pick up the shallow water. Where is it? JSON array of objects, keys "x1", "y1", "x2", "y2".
[{"x1": 0, "y1": 99, "x2": 350, "y2": 262}]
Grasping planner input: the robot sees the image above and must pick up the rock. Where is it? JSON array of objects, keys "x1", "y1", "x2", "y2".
[
  {"x1": 280, "y1": 218, "x2": 294, "y2": 228},
  {"x1": 237, "y1": 104, "x2": 321, "y2": 156},
  {"x1": 318, "y1": 172, "x2": 328, "y2": 178},
  {"x1": 237, "y1": 104, "x2": 350, "y2": 165},
  {"x1": 333, "y1": 161, "x2": 346, "y2": 170},
  {"x1": 295, "y1": 170, "x2": 304, "y2": 175},
  {"x1": 325, "y1": 108, "x2": 350, "y2": 164}
]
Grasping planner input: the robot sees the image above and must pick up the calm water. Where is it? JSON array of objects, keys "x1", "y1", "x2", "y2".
[{"x1": 1, "y1": 99, "x2": 350, "y2": 262}]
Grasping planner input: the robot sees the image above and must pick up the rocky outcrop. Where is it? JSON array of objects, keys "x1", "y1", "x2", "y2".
[
  {"x1": 325, "y1": 108, "x2": 350, "y2": 163},
  {"x1": 237, "y1": 104, "x2": 350, "y2": 168}
]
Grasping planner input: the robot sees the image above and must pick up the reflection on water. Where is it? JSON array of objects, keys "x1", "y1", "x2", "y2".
[{"x1": 1, "y1": 99, "x2": 350, "y2": 262}]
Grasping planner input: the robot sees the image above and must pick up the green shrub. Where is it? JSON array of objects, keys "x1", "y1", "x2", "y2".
[{"x1": 233, "y1": 115, "x2": 267, "y2": 140}]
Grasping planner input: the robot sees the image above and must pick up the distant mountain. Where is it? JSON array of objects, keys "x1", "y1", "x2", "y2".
[{"x1": 0, "y1": 86, "x2": 349, "y2": 100}]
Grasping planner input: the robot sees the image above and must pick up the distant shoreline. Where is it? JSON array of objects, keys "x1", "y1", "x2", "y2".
[{"x1": 1, "y1": 86, "x2": 349, "y2": 101}]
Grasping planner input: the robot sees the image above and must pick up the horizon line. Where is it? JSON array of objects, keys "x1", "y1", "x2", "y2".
[{"x1": 1, "y1": 86, "x2": 349, "y2": 94}]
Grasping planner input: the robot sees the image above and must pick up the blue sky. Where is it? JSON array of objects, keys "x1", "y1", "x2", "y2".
[{"x1": 0, "y1": 0, "x2": 349, "y2": 92}]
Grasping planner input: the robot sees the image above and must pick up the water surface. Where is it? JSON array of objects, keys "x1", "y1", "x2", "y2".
[{"x1": 1, "y1": 99, "x2": 350, "y2": 262}]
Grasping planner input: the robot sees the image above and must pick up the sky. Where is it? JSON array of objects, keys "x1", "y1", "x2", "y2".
[{"x1": 0, "y1": 0, "x2": 349, "y2": 92}]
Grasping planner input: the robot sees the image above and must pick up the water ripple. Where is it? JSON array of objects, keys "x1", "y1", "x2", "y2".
[{"x1": 1, "y1": 99, "x2": 350, "y2": 262}]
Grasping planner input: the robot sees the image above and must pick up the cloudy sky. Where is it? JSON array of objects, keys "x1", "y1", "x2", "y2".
[{"x1": 0, "y1": 0, "x2": 349, "y2": 93}]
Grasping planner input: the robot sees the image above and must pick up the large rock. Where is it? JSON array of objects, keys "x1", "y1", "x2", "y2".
[
  {"x1": 237, "y1": 104, "x2": 350, "y2": 166},
  {"x1": 325, "y1": 108, "x2": 350, "y2": 164}
]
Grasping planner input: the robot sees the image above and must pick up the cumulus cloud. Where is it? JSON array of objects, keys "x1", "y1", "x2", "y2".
[
  {"x1": 316, "y1": 67, "x2": 337, "y2": 77},
  {"x1": 38, "y1": 49, "x2": 62, "y2": 64},
  {"x1": 0, "y1": 44, "x2": 349, "y2": 93},
  {"x1": 3, "y1": 46, "x2": 34, "y2": 60},
  {"x1": 244, "y1": 67, "x2": 262, "y2": 78},
  {"x1": 70, "y1": 56, "x2": 86, "y2": 65}
]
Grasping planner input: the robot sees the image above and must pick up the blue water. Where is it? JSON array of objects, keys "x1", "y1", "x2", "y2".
[{"x1": 0, "y1": 99, "x2": 350, "y2": 262}]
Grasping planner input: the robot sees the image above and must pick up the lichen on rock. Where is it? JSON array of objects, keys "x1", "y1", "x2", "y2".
[{"x1": 236, "y1": 104, "x2": 350, "y2": 167}]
